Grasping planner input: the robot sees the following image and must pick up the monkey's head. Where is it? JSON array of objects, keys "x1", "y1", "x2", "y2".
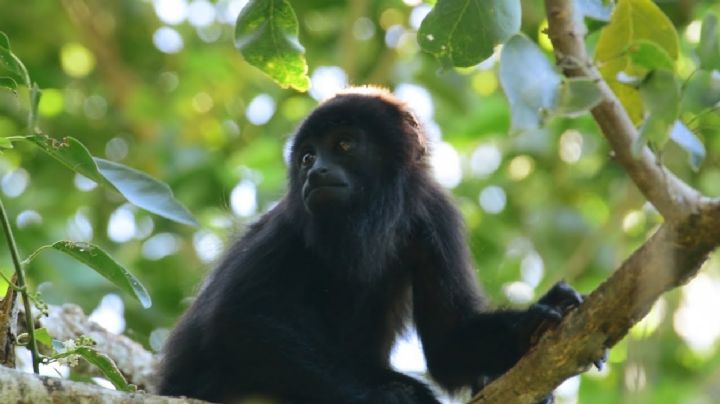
[{"x1": 288, "y1": 87, "x2": 429, "y2": 217}]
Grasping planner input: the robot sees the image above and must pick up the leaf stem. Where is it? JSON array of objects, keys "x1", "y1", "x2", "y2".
[{"x1": 0, "y1": 197, "x2": 39, "y2": 373}]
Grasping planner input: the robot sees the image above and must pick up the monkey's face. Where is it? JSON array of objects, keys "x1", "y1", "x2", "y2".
[{"x1": 293, "y1": 126, "x2": 381, "y2": 216}]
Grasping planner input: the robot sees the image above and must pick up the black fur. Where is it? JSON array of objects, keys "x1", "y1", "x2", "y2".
[{"x1": 157, "y1": 88, "x2": 582, "y2": 403}]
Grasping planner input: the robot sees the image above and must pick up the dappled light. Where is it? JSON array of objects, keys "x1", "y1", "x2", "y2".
[{"x1": 0, "y1": 1, "x2": 719, "y2": 403}]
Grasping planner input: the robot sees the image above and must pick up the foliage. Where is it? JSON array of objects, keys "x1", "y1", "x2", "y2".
[{"x1": 0, "y1": 0, "x2": 719, "y2": 401}]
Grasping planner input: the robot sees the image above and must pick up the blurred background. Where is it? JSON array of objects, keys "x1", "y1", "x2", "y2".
[{"x1": 0, "y1": 0, "x2": 719, "y2": 402}]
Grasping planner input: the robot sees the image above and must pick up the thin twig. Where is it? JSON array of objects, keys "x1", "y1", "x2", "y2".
[{"x1": 0, "y1": 198, "x2": 39, "y2": 373}]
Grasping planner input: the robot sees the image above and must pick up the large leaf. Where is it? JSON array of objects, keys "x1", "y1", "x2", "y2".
[
  {"x1": 29, "y1": 135, "x2": 112, "y2": 187},
  {"x1": 234, "y1": 0, "x2": 309, "y2": 91},
  {"x1": 95, "y1": 158, "x2": 198, "y2": 227},
  {"x1": 595, "y1": 0, "x2": 679, "y2": 123},
  {"x1": 418, "y1": 0, "x2": 521, "y2": 67},
  {"x1": 499, "y1": 35, "x2": 561, "y2": 131},
  {"x1": 30, "y1": 135, "x2": 196, "y2": 226},
  {"x1": 51, "y1": 241, "x2": 152, "y2": 309}
]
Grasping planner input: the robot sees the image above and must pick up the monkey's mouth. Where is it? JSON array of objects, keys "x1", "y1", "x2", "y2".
[{"x1": 303, "y1": 184, "x2": 350, "y2": 205}]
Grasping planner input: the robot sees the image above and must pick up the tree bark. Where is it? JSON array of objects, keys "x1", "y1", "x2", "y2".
[{"x1": 470, "y1": 1, "x2": 720, "y2": 402}]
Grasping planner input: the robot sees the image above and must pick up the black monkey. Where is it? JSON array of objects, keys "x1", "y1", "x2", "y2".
[{"x1": 158, "y1": 87, "x2": 584, "y2": 403}]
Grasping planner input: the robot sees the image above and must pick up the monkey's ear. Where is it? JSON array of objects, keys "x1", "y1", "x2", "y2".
[{"x1": 402, "y1": 111, "x2": 428, "y2": 159}]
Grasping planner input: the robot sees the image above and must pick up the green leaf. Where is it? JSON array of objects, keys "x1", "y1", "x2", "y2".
[
  {"x1": 34, "y1": 328, "x2": 52, "y2": 348},
  {"x1": 698, "y1": 13, "x2": 720, "y2": 70},
  {"x1": 680, "y1": 70, "x2": 720, "y2": 114},
  {"x1": 51, "y1": 241, "x2": 152, "y2": 309},
  {"x1": 0, "y1": 32, "x2": 24, "y2": 84},
  {"x1": 552, "y1": 78, "x2": 604, "y2": 117},
  {"x1": 595, "y1": 0, "x2": 679, "y2": 123},
  {"x1": 499, "y1": 34, "x2": 561, "y2": 131},
  {"x1": 0, "y1": 32, "x2": 9, "y2": 50},
  {"x1": 639, "y1": 70, "x2": 680, "y2": 118},
  {"x1": 234, "y1": 0, "x2": 309, "y2": 91},
  {"x1": 418, "y1": 0, "x2": 521, "y2": 67},
  {"x1": 95, "y1": 158, "x2": 198, "y2": 227},
  {"x1": 626, "y1": 40, "x2": 674, "y2": 71},
  {"x1": 632, "y1": 69, "x2": 680, "y2": 154},
  {"x1": 0, "y1": 76, "x2": 17, "y2": 92},
  {"x1": 30, "y1": 135, "x2": 196, "y2": 226},
  {"x1": 74, "y1": 347, "x2": 133, "y2": 392},
  {"x1": 29, "y1": 135, "x2": 112, "y2": 187},
  {"x1": 670, "y1": 121, "x2": 705, "y2": 171},
  {"x1": 0, "y1": 137, "x2": 13, "y2": 149}
]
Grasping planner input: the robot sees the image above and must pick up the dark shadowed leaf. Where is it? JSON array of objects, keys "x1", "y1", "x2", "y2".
[
  {"x1": 552, "y1": 78, "x2": 604, "y2": 117},
  {"x1": 234, "y1": 0, "x2": 309, "y2": 91},
  {"x1": 0, "y1": 32, "x2": 24, "y2": 83},
  {"x1": 95, "y1": 158, "x2": 198, "y2": 227},
  {"x1": 670, "y1": 121, "x2": 706, "y2": 171},
  {"x1": 699, "y1": 13, "x2": 720, "y2": 70},
  {"x1": 418, "y1": 0, "x2": 521, "y2": 67},
  {"x1": 0, "y1": 76, "x2": 17, "y2": 92},
  {"x1": 499, "y1": 34, "x2": 561, "y2": 131},
  {"x1": 51, "y1": 241, "x2": 152, "y2": 309}
]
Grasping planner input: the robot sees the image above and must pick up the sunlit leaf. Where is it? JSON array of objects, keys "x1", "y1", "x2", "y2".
[
  {"x1": 670, "y1": 121, "x2": 705, "y2": 171},
  {"x1": 0, "y1": 137, "x2": 13, "y2": 149},
  {"x1": 51, "y1": 241, "x2": 152, "y2": 309},
  {"x1": 626, "y1": 40, "x2": 674, "y2": 71},
  {"x1": 418, "y1": 0, "x2": 521, "y2": 67},
  {"x1": 74, "y1": 347, "x2": 133, "y2": 392},
  {"x1": 499, "y1": 34, "x2": 560, "y2": 131},
  {"x1": 698, "y1": 13, "x2": 720, "y2": 70},
  {"x1": 95, "y1": 158, "x2": 198, "y2": 227},
  {"x1": 552, "y1": 78, "x2": 604, "y2": 117},
  {"x1": 595, "y1": 0, "x2": 679, "y2": 123},
  {"x1": 234, "y1": 0, "x2": 309, "y2": 91}
]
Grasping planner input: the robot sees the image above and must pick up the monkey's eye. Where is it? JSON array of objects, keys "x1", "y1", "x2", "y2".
[
  {"x1": 337, "y1": 139, "x2": 353, "y2": 153},
  {"x1": 301, "y1": 152, "x2": 316, "y2": 167}
]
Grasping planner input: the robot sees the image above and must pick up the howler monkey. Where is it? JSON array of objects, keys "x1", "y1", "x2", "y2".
[{"x1": 158, "y1": 87, "x2": 584, "y2": 403}]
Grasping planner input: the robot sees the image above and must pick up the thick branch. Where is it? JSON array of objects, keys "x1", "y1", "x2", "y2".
[
  {"x1": 28, "y1": 304, "x2": 159, "y2": 389},
  {"x1": 0, "y1": 366, "x2": 207, "y2": 404},
  {"x1": 543, "y1": 0, "x2": 701, "y2": 221},
  {"x1": 468, "y1": 2, "x2": 720, "y2": 402},
  {"x1": 472, "y1": 202, "x2": 720, "y2": 403}
]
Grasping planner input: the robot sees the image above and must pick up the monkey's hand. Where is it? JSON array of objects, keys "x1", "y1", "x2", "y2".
[{"x1": 525, "y1": 281, "x2": 607, "y2": 370}]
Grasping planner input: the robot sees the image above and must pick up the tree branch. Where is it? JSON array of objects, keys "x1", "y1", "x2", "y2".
[
  {"x1": 543, "y1": 0, "x2": 701, "y2": 222},
  {"x1": 0, "y1": 365, "x2": 208, "y2": 404},
  {"x1": 469, "y1": 1, "x2": 720, "y2": 402}
]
